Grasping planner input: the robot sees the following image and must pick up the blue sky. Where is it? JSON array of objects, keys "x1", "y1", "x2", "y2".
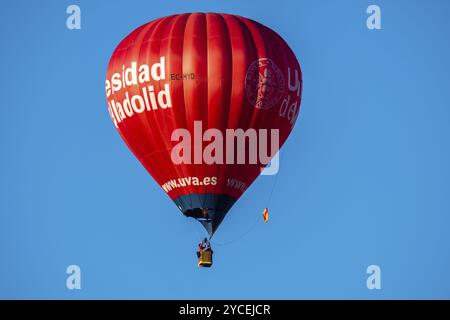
[{"x1": 1, "y1": 0, "x2": 450, "y2": 299}]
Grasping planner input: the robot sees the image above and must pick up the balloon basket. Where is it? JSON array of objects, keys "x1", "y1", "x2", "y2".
[{"x1": 198, "y1": 250, "x2": 213, "y2": 268}]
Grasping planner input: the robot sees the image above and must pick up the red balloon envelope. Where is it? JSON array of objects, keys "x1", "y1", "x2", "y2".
[{"x1": 105, "y1": 13, "x2": 302, "y2": 236}]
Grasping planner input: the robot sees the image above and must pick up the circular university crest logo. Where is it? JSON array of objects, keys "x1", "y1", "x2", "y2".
[{"x1": 245, "y1": 58, "x2": 285, "y2": 110}]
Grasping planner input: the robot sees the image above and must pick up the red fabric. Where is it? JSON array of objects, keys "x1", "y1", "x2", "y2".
[{"x1": 106, "y1": 13, "x2": 302, "y2": 203}]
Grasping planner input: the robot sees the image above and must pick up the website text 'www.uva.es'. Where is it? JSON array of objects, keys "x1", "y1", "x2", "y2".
[{"x1": 161, "y1": 176, "x2": 247, "y2": 193}]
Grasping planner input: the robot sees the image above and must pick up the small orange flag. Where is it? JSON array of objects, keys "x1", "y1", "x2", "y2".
[{"x1": 262, "y1": 208, "x2": 269, "y2": 223}]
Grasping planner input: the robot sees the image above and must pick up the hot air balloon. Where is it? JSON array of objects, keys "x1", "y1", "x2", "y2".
[{"x1": 105, "y1": 13, "x2": 302, "y2": 263}]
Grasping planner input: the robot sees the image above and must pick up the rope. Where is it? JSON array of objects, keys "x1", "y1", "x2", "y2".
[
  {"x1": 210, "y1": 168, "x2": 280, "y2": 247},
  {"x1": 210, "y1": 213, "x2": 260, "y2": 246},
  {"x1": 265, "y1": 168, "x2": 279, "y2": 208}
]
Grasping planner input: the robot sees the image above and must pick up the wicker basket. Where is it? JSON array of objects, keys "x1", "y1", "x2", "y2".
[{"x1": 198, "y1": 250, "x2": 213, "y2": 267}]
